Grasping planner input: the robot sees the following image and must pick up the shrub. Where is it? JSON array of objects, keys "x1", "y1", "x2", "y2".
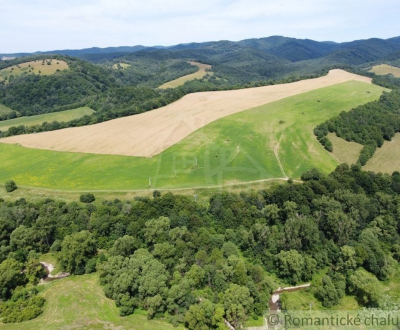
[
  {"x1": 80, "y1": 193, "x2": 95, "y2": 203},
  {"x1": 5, "y1": 180, "x2": 18, "y2": 192}
]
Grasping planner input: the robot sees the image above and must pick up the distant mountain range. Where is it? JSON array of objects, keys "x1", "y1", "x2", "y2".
[{"x1": 2, "y1": 36, "x2": 400, "y2": 64}]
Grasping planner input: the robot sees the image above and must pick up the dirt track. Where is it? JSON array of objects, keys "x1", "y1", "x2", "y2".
[{"x1": 0, "y1": 70, "x2": 371, "y2": 157}]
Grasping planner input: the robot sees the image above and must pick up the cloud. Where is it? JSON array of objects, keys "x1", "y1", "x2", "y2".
[{"x1": 1, "y1": 0, "x2": 399, "y2": 53}]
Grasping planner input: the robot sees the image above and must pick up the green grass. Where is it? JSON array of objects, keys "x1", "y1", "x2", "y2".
[
  {"x1": 0, "y1": 274, "x2": 181, "y2": 330},
  {"x1": 0, "y1": 107, "x2": 95, "y2": 131},
  {"x1": 328, "y1": 133, "x2": 363, "y2": 165},
  {"x1": 0, "y1": 103, "x2": 15, "y2": 116},
  {"x1": 363, "y1": 133, "x2": 400, "y2": 174},
  {"x1": 0, "y1": 81, "x2": 386, "y2": 191}
]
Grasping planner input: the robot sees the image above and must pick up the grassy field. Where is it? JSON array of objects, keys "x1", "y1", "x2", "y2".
[
  {"x1": 112, "y1": 63, "x2": 131, "y2": 70},
  {"x1": 0, "y1": 103, "x2": 15, "y2": 116},
  {"x1": 0, "y1": 107, "x2": 95, "y2": 131},
  {"x1": 0, "y1": 274, "x2": 181, "y2": 330},
  {"x1": 158, "y1": 61, "x2": 213, "y2": 89},
  {"x1": 369, "y1": 64, "x2": 400, "y2": 77},
  {"x1": 328, "y1": 133, "x2": 363, "y2": 165},
  {"x1": 0, "y1": 81, "x2": 385, "y2": 191},
  {"x1": 363, "y1": 133, "x2": 400, "y2": 173},
  {"x1": 0, "y1": 59, "x2": 68, "y2": 82}
]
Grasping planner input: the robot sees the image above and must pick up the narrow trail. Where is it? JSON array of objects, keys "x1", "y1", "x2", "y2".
[
  {"x1": 12, "y1": 177, "x2": 303, "y2": 194},
  {"x1": 273, "y1": 143, "x2": 288, "y2": 179}
]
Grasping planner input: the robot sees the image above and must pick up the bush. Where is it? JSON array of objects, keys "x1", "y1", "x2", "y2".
[
  {"x1": 80, "y1": 193, "x2": 95, "y2": 203},
  {"x1": 5, "y1": 180, "x2": 17, "y2": 192}
]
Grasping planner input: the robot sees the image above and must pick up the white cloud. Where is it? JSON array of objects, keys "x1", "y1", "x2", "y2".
[{"x1": 0, "y1": 0, "x2": 399, "y2": 52}]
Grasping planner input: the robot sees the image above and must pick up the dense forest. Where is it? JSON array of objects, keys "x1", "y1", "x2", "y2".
[
  {"x1": 1, "y1": 165, "x2": 400, "y2": 326},
  {"x1": 315, "y1": 75, "x2": 400, "y2": 166}
]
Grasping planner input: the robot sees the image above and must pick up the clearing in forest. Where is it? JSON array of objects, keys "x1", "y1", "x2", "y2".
[
  {"x1": 0, "y1": 59, "x2": 68, "y2": 83},
  {"x1": 369, "y1": 64, "x2": 400, "y2": 77},
  {"x1": 0, "y1": 274, "x2": 181, "y2": 330},
  {"x1": 112, "y1": 62, "x2": 131, "y2": 69},
  {"x1": 0, "y1": 81, "x2": 386, "y2": 190},
  {"x1": 363, "y1": 133, "x2": 400, "y2": 173},
  {"x1": 0, "y1": 107, "x2": 95, "y2": 132},
  {"x1": 0, "y1": 103, "x2": 15, "y2": 116},
  {"x1": 158, "y1": 61, "x2": 213, "y2": 88},
  {"x1": 0, "y1": 70, "x2": 372, "y2": 157},
  {"x1": 327, "y1": 133, "x2": 363, "y2": 165}
]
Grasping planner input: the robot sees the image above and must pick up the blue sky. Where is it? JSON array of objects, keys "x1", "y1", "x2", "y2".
[{"x1": 1, "y1": 0, "x2": 400, "y2": 53}]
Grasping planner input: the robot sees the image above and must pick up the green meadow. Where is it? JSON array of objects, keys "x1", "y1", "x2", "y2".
[
  {"x1": 0, "y1": 103, "x2": 15, "y2": 116},
  {"x1": 0, "y1": 81, "x2": 386, "y2": 191},
  {"x1": 0, "y1": 107, "x2": 95, "y2": 131},
  {"x1": 0, "y1": 274, "x2": 181, "y2": 330}
]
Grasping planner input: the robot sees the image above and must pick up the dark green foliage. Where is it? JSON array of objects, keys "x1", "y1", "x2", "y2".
[
  {"x1": 314, "y1": 89, "x2": 400, "y2": 165},
  {"x1": 5, "y1": 180, "x2": 17, "y2": 192},
  {"x1": 58, "y1": 231, "x2": 97, "y2": 274},
  {"x1": 0, "y1": 287, "x2": 45, "y2": 323},
  {"x1": 0, "y1": 166, "x2": 399, "y2": 326},
  {"x1": 0, "y1": 55, "x2": 115, "y2": 117},
  {"x1": 301, "y1": 168, "x2": 323, "y2": 181},
  {"x1": 0, "y1": 258, "x2": 25, "y2": 300},
  {"x1": 315, "y1": 274, "x2": 345, "y2": 307},
  {"x1": 80, "y1": 193, "x2": 95, "y2": 203}
]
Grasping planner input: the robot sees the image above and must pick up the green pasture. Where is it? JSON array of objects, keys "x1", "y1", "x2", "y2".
[
  {"x1": 0, "y1": 103, "x2": 15, "y2": 116},
  {"x1": 0, "y1": 274, "x2": 181, "y2": 330},
  {"x1": 0, "y1": 107, "x2": 95, "y2": 131},
  {"x1": 0, "y1": 81, "x2": 386, "y2": 191}
]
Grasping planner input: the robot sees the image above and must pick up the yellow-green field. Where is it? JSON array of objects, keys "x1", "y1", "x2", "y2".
[
  {"x1": 0, "y1": 59, "x2": 68, "y2": 82},
  {"x1": 112, "y1": 63, "x2": 131, "y2": 70},
  {"x1": 363, "y1": 133, "x2": 400, "y2": 173},
  {"x1": 158, "y1": 61, "x2": 213, "y2": 89},
  {"x1": 328, "y1": 132, "x2": 363, "y2": 165},
  {"x1": 369, "y1": 64, "x2": 400, "y2": 77},
  {"x1": 0, "y1": 103, "x2": 15, "y2": 116},
  {"x1": 0, "y1": 107, "x2": 95, "y2": 131},
  {"x1": 0, "y1": 81, "x2": 386, "y2": 191},
  {"x1": 328, "y1": 132, "x2": 400, "y2": 174},
  {"x1": 0, "y1": 274, "x2": 181, "y2": 330}
]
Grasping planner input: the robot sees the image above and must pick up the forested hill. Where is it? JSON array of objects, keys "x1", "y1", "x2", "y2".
[
  {"x1": 3, "y1": 35, "x2": 400, "y2": 64},
  {"x1": 0, "y1": 55, "x2": 116, "y2": 116}
]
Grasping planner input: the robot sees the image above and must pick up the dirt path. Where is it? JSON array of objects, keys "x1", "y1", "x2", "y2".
[
  {"x1": 273, "y1": 143, "x2": 287, "y2": 178},
  {"x1": 0, "y1": 70, "x2": 372, "y2": 157},
  {"x1": 40, "y1": 262, "x2": 70, "y2": 283},
  {"x1": 269, "y1": 284, "x2": 311, "y2": 312},
  {"x1": 15, "y1": 177, "x2": 303, "y2": 194}
]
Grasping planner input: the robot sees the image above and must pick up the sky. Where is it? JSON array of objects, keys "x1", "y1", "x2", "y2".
[{"x1": 1, "y1": 0, "x2": 400, "y2": 53}]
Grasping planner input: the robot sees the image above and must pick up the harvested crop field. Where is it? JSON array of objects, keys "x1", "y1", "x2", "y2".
[
  {"x1": 158, "y1": 61, "x2": 213, "y2": 88},
  {"x1": 0, "y1": 70, "x2": 372, "y2": 157},
  {"x1": 369, "y1": 64, "x2": 400, "y2": 77}
]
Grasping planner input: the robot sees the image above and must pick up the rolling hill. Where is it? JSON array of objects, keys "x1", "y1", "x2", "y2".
[{"x1": 0, "y1": 79, "x2": 385, "y2": 191}]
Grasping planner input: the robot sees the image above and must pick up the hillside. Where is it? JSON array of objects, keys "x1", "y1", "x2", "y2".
[
  {"x1": 0, "y1": 70, "x2": 372, "y2": 157},
  {"x1": 0, "y1": 80, "x2": 385, "y2": 191}
]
